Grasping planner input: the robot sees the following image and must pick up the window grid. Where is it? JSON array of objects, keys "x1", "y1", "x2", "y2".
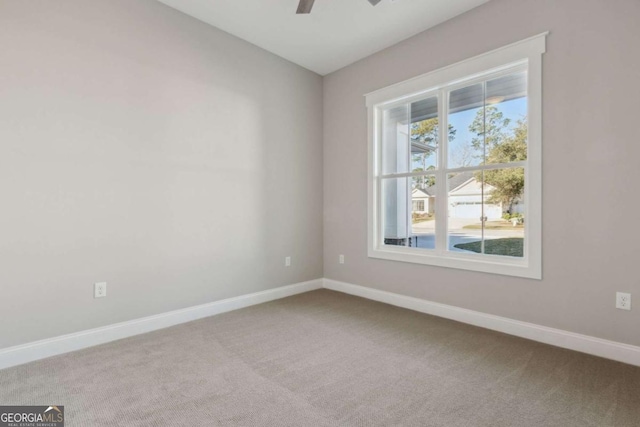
[
  {"x1": 366, "y1": 33, "x2": 545, "y2": 279},
  {"x1": 378, "y1": 69, "x2": 527, "y2": 251}
]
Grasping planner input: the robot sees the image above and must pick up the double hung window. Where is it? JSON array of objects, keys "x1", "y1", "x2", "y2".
[{"x1": 366, "y1": 34, "x2": 546, "y2": 278}]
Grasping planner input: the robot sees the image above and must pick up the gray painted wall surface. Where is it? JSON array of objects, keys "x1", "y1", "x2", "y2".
[
  {"x1": 323, "y1": 0, "x2": 640, "y2": 346},
  {"x1": 0, "y1": 0, "x2": 324, "y2": 348},
  {"x1": 2, "y1": 0, "x2": 639, "y2": 351}
]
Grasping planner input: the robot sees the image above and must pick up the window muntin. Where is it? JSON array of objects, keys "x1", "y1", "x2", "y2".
[
  {"x1": 366, "y1": 33, "x2": 545, "y2": 279},
  {"x1": 380, "y1": 94, "x2": 440, "y2": 250},
  {"x1": 411, "y1": 176, "x2": 436, "y2": 250},
  {"x1": 379, "y1": 67, "x2": 527, "y2": 255},
  {"x1": 444, "y1": 70, "x2": 528, "y2": 259},
  {"x1": 447, "y1": 167, "x2": 525, "y2": 258}
]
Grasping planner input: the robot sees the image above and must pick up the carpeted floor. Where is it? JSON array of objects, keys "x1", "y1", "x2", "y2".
[{"x1": 2, "y1": 289, "x2": 640, "y2": 426}]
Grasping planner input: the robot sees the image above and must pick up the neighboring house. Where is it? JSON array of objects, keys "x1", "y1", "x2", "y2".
[
  {"x1": 411, "y1": 187, "x2": 434, "y2": 214},
  {"x1": 412, "y1": 171, "x2": 522, "y2": 220},
  {"x1": 448, "y1": 175, "x2": 502, "y2": 220}
]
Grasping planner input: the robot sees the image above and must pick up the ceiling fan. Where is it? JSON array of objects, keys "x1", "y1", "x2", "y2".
[{"x1": 296, "y1": 0, "x2": 382, "y2": 14}]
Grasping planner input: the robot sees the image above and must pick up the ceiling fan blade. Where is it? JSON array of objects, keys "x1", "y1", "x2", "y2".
[
  {"x1": 296, "y1": 0, "x2": 315, "y2": 14},
  {"x1": 367, "y1": 0, "x2": 382, "y2": 5}
]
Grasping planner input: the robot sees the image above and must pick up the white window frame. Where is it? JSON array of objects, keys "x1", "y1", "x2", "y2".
[{"x1": 366, "y1": 33, "x2": 547, "y2": 279}]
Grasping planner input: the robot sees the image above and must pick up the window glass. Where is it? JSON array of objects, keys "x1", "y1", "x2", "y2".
[
  {"x1": 382, "y1": 177, "x2": 409, "y2": 246},
  {"x1": 411, "y1": 176, "x2": 436, "y2": 250},
  {"x1": 382, "y1": 105, "x2": 410, "y2": 175},
  {"x1": 410, "y1": 96, "x2": 439, "y2": 171},
  {"x1": 484, "y1": 72, "x2": 528, "y2": 165},
  {"x1": 367, "y1": 33, "x2": 544, "y2": 278},
  {"x1": 448, "y1": 83, "x2": 484, "y2": 168}
]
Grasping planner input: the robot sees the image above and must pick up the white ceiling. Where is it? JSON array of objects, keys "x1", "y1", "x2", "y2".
[{"x1": 157, "y1": 0, "x2": 490, "y2": 75}]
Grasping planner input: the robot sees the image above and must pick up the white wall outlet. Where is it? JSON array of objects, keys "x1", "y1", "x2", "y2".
[
  {"x1": 94, "y1": 282, "x2": 107, "y2": 298},
  {"x1": 616, "y1": 292, "x2": 631, "y2": 310},
  {"x1": 339, "y1": 254, "x2": 345, "y2": 264},
  {"x1": 285, "y1": 256, "x2": 291, "y2": 267}
]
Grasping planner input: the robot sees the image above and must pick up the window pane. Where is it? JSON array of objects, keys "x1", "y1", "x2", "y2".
[
  {"x1": 485, "y1": 72, "x2": 528, "y2": 165},
  {"x1": 481, "y1": 167, "x2": 525, "y2": 257},
  {"x1": 382, "y1": 178, "x2": 409, "y2": 246},
  {"x1": 448, "y1": 83, "x2": 484, "y2": 168},
  {"x1": 382, "y1": 104, "x2": 410, "y2": 175},
  {"x1": 411, "y1": 175, "x2": 436, "y2": 250},
  {"x1": 410, "y1": 96, "x2": 439, "y2": 172},
  {"x1": 446, "y1": 171, "x2": 484, "y2": 252},
  {"x1": 449, "y1": 168, "x2": 525, "y2": 257}
]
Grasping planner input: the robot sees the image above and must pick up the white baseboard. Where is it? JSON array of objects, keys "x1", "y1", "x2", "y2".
[
  {"x1": 323, "y1": 278, "x2": 640, "y2": 367},
  {"x1": 3, "y1": 277, "x2": 638, "y2": 370},
  {"x1": 0, "y1": 279, "x2": 323, "y2": 371}
]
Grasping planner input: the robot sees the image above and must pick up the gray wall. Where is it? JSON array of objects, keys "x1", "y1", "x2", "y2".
[
  {"x1": 0, "y1": 0, "x2": 323, "y2": 349},
  {"x1": 324, "y1": 0, "x2": 640, "y2": 346},
  {"x1": 2, "y1": 0, "x2": 638, "y2": 352}
]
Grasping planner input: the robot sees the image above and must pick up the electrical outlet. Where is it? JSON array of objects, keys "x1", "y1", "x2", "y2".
[
  {"x1": 616, "y1": 292, "x2": 631, "y2": 311},
  {"x1": 285, "y1": 256, "x2": 291, "y2": 267},
  {"x1": 94, "y1": 282, "x2": 107, "y2": 298},
  {"x1": 339, "y1": 254, "x2": 345, "y2": 264}
]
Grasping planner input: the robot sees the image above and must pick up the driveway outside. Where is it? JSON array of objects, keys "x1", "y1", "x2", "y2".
[{"x1": 410, "y1": 218, "x2": 524, "y2": 252}]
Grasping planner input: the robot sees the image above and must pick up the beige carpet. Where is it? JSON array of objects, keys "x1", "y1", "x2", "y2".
[{"x1": 1, "y1": 289, "x2": 640, "y2": 426}]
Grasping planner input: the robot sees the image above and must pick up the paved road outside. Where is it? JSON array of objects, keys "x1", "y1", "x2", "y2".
[{"x1": 410, "y1": 218, "x2": 524, "y2": 254}]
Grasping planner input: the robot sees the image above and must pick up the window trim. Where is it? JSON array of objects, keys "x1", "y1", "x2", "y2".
[{"x1": 366, "y1": 33, "x2": 547, "y2": 280}]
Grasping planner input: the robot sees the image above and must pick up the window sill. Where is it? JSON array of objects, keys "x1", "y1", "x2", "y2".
[{"x1": 368, "y1": 245, "x2": 541, "y2": 280}]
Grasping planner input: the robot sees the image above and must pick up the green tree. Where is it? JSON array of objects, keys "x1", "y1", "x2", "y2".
[
  {"x1": 412, "y1": 165, "x2": 436, "y2": 188},
  {"x1": 411, "y1": 118, "x2": 439, "y2": 144},
  {"x1": 469, "y1": 105, "x2": 511, "y2": 152},
  {"x1": 410, "y1": 118, "x2": 455, "y2": 189},
  {"x1": 475, "y1": 119, "x2": 527, "y2": 211}
]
